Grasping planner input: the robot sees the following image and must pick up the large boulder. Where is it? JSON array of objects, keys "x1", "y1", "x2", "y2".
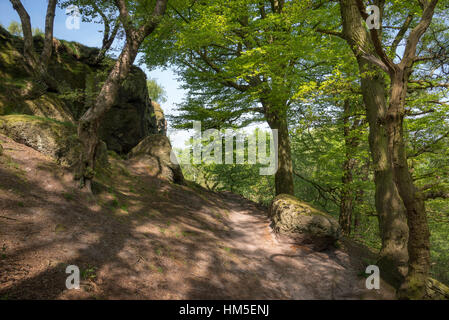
[
  {"x1": 269, "y1": 194, "x2": 341, "y2": 250},
  {"x1": 425, "y1": 278, "x2": 449, "y2": 300},
  {"x1": 97, "y1": 67, "x2": 160, "y2": 154},
  {"x1": 0, "y1": 115, "x2": 81, "y2": 167},
  {"x1": 0, "y1": 28, "x2": 163, "y2": 155},
  {"x1": 127, "y1": 134, "x2": 184, "y2": 184},
  {"x1": 0, "y1": 115, "x2": 109, "y2": 170}
]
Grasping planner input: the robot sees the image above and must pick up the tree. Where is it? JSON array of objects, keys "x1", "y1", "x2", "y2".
[
  {"x1": 326, "y1": 0, "x2": 409, "y2": 288},
  {"x1": 336, "y1": 0, "x2": 443, "y2": 298},
  {"x1": 177, "y1": 129, "x2": 275, "y2": 204},
  {"x1": 76, "y1": 0, "x2": 168, "y2": 191},
  {"x1": 147, "y1": 78, "x2": 167, "y2": 103},
  {"x1": 32, "y1": 27, "x2": 44, "y2": 37},
  {"x1": 9, "y1": 0, "x2": 59, "y2": 95},
  {"x1": 144, "y1": 0, "x2": 326, "y2": 195},
  {"x1": 339, "y1": 98, "x2": 366, "y2": 235},
  {"x1": 60, "y1": 0, "x2": 123, "y2": 64},
  {"x1": 7, "y1": 21, "x2": 22, "y2": 36},
  {"x1": 290, "y1": 74, "x2": 371, "y2": 236}
]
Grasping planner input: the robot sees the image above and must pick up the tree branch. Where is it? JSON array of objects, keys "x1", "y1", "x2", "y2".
[
  {"x1": 197, "y1": 50, "x2": 250, "y2": 92},
  {"x1": 423, "y1": 190, "x2": 449, "y2": 200},
  {"x1": 409, "y1": 79, "x2": 449, "y2": 89},
  {"x1": 316, "y1": 28, "x2": 346, "y2": 39},
  {"x1": 411, "y1": 130, "x2": 449, "y2": 157},
  {"x1": 391, "y1": 13, "x2": 413, "y2": 56},
  {"x1": 400, "y1": 0, "x2": 439, "y2": 69},
  {"x1": 355, "y1": 0, "x2": 396, "y2": 73},
  {"x1": 293, "y1": 171, "x2": 340, "y2": 205},
  {"x1": 360, "y1": 53, "x2": 389, "y2": 72}
]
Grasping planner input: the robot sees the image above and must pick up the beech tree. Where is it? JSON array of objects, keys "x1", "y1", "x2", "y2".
[
  {"x1": 336, "y1": 0, "x2": 442, "y2": 298},
  {"x1": 60, "y1": 0, "x2": 123, "y2": 64},
  {"x1": 9, "y1": 0, "x2": 58, "y2": 95},
  {"x1": 143, "y1": 0, "x2": 327, "y2": 195},
  {"x1": 76, "y1": 0, "x2": 168, "y2": 191},
  {"x1": 7, "y1": 21, "x2": 22, "y2": 36}
]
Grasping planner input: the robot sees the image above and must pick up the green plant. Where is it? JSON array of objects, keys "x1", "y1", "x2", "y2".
[
  {"x1": 1, "y1": 244, "x2": 7, "y2": 260},
  {"x1": 63, "y1": 193, "x2": 74, "y2": 201},
  {"x1": 81, "y1": 266, "x2": 97, "y2": 280}
]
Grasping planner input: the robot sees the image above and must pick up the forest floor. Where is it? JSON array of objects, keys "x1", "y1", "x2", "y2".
[{"x1": 0, "y1": 134, "x2": 396, "y2": 299}]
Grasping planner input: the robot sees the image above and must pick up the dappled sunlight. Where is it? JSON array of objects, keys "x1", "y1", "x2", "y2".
[{"x1": 0, "y1": 134, "x2": 397, "y2": 300}]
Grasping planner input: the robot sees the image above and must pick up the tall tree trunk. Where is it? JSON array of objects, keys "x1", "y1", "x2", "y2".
[
  {"x1": 9, "y1": 0, "x2": 34, "y2": 69},
  {"x1": 351, "y1": 0, "x2": 436, "y2": 298},
  {"x1": 340, "y1": 0, "x2": 409, "y2": 287},
  {"x1": 9, "y1": 0, "x2": 58, "y2": 96},
  {"x1": 77, "y1": 0, "x2": 168, "y2": 191},
  {"x1": 265, "y1": 106, "x2": 294, "y2": 195},
  {"x1": 41, "y1": 0, "x2": 57, "y2": 68},
  {"x1": 77, "y1": 39, "x2": 140, "y2": 191},
  {"x1": 388, "y1": 73, "x2": 430, "y2": 299},
  {"x1": 339, "y1": 161, "x2": 354, "y2": 236},
  {"x1": 354, "y1": 157, "x2": 370, "y2": 233},
  {"x1": 339, "y1": 100, "x2": 357, "y2": 235},
  {"x1": 358, "y1": 59, "x2": 409, "y2": 287}
]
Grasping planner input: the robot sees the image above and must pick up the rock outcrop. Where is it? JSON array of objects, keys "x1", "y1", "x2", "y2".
[
  {"x1": 0, "y1": 115, "x2": 80, "y2": 167},
  {"x1": 128, "y1": 134, "x2": 184, "y2": 184},
  {"x1": 269, "y1": 194, "x2": 341, "y2": 250},
  {"x1": 150, "y1": 100, "x2": 167, "y2": 135},
  {"x1": 0, "y1": 114, "x2": 110, "y2": 169},
  {"x1": 0, "y1": 26, "x2": 163, "y2": 154},
  {"x1": 425, "y1": 278, "x2": 449, "y2": 300},
  {"x1": 97, "y1": 66, "x2": 157, "y2": 154},
  {"x1": 0, "y1": 26, "x2": 180, "y2": 187}
]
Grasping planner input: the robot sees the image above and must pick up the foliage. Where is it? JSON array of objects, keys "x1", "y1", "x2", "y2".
[
  {"x1": 6, "y1": 21, "x2": 41, "y2": 38},
  {"x1": 176, "y1": 128, "x2": 275, "y2": 205},
  {"x1": 142, "y1": 0, "x2": 333, "y2": 130},
  {"x1": 156, "y1": 0, "x2": 449, "y2": 285},
  {"x1": 147, "y1": 78, "x2": 167, "y2": 103},
  {"x1": 7, "y1": 21, "x2": 22, "y2": 37},
  {"x1": 2, "y1": 0, "x2": 449, "y2": 289},
  {"x1": 32, "y1": 27, "x2": 44, "y2": 37}
]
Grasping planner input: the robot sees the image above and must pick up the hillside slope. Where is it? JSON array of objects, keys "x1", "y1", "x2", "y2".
[{"x1": 0, "y1": 134, "x2": 396, "y2": 300}]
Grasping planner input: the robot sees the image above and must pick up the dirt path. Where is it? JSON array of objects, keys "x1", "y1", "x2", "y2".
[
  {"x1": 207, "y1": 193, "x2": 394, "y2": 299},
  {"x1": 0, "y1": 134, "x2": 395, "y2": 300}
]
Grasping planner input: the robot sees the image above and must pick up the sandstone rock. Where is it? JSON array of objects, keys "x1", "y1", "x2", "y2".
[
  {"x1": 92, "y1": 67, "x2": 165, "y2": 154},
  {"x1": 128, "y1": 135, "x2": 184, "y2": 184},
  {"x1": 150, "y1": 100, "x2": 167, "y2": 135},
  {"x1": 1, "y1": 28, "x2": 164, "y2": 155},
  {"x1": 0, "y1": 115, "x2": 80, "y2": 167},
  {"x1": 425, "y1": 278, "x2": 449, "y2": 300},
  {"x1": 270, "y1": 194, "x2": 341, "y2": 250}
]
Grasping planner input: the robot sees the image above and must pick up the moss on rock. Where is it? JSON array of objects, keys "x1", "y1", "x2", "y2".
[
  {"x1": 425, "y1": 278, "x2": 449, "y2": 300},
  {"x1": 0, "y1": 115, "x2": 80, "y2": 167},
  {"x1": 150, "y1": 100, "x2": 167, "y2": 135},
  {"x1": 0, "y1": 27, "x2": 165, "y2": 155},
  {"x1": 128, "y1": 134, "x2": 184, "y2": 184},
  {"x1": 270, "y1": 194, "x2": 341, "y2": 250}
]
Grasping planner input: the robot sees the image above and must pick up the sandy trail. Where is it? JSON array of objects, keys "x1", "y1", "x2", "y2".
[{"x1": 0, "y1": 134, "x2": 394, "y2": 299}]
